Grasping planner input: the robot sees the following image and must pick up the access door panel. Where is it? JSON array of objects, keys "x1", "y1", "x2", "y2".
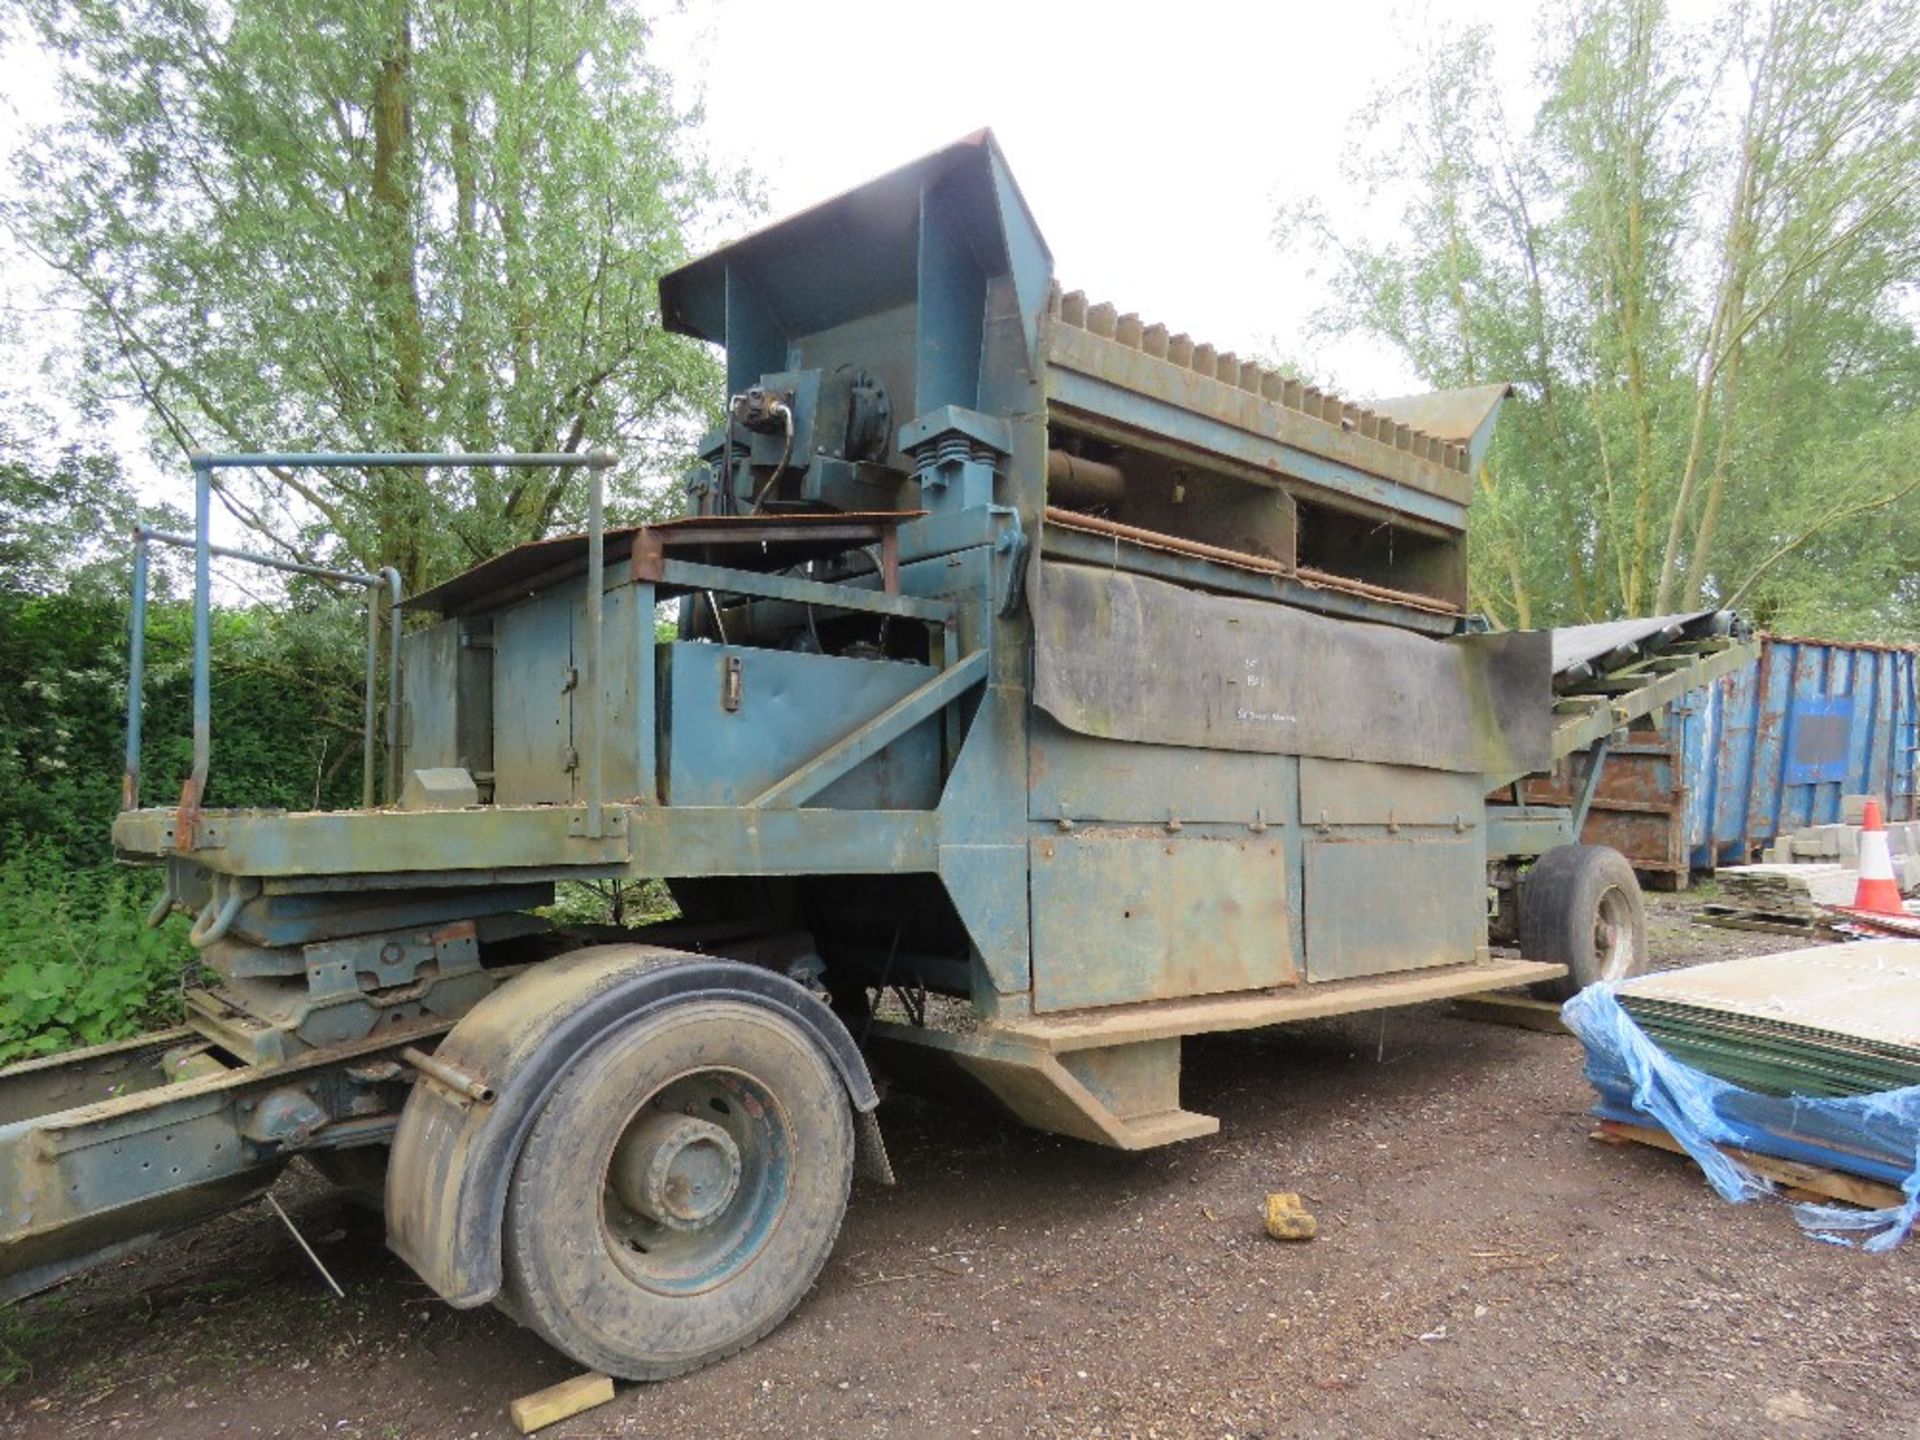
[{"x1": 1029, "y1": 833, "x2": 1293, "y2": 1012}]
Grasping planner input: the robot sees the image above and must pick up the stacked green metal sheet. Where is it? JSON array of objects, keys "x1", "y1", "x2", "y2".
[{"x1": 1616, "y1": 942, "x2": 1920, "y2": 1099}]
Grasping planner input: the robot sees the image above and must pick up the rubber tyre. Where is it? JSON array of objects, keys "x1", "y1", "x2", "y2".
[
  {"x1": 499, "y1": 999, "x2": 854, "y2": 1380},
  {"x1": 1519, "y1": 843, "x2": 1647, "y2": 1001}
]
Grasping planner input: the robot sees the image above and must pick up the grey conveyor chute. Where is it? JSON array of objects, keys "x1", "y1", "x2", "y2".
[{"x1": 1545, "y1": 609, "x2": 1757, "y2": 765}]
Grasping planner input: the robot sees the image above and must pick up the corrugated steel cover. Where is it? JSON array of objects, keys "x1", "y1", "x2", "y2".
[{"x1": 1621, "y1": 941, "x2": 1920, "y2": 1053}]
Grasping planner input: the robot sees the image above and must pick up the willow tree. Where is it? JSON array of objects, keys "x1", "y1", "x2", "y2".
[
  {"x1": 1281, "y1": 0, "x2": 1920, "y2": 636},
  {"x1": 1276, "y1": 27, "x2": 1594, "y2": 628},
  {"x1": 8, "y1": 0, "x2": 731, "y2": 592},
  {"x1": 1656, "y1": 0, "x2": 1920, "y2": 612}
]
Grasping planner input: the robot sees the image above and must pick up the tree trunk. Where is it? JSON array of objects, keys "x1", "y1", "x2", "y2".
[
  {"x1": 370, "y1": 1, "x2": 429, "y2": 593},
  {"x1": 1683, "y1": 333, "x2": 1745, "y2": 608},
  {"x1": 1655, "y1": 6, "x2": 1775, "y2": 611}
]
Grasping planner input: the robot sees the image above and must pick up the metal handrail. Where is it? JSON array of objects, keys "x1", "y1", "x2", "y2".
[
  {"x1": 124, "y1": 526, "x2": 397, "y2": 815},
  {"x1": 128, "y1": 451, "x2": 616, "y2": 844}
]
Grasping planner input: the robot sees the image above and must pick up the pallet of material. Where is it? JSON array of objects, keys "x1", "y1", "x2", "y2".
[
  {"x1": 1593, "y1": 1119, "x2": 1906, "y2": 1211},
  {"x1": 1567, "y1": 944, "x2": 1920, "y2": 1237},
  {"x1": 1617, "y1": 942, "x2": 1920, "y2": 1098},
  {"x1": 1764, "y1": 820, "x2": 1920, "y2": 868},
  {"x1": 1716, "y1": 862, "x2": 1856, "y2": 914}
]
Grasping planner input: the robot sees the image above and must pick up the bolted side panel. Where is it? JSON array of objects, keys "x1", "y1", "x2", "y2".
[
  {"x1": 657, "y1": 643, "x2": 943, "y2": 809},
  {"x1": 1303, "y1": 836, "x2": 1486, "y2": 981},
  {"x1": 1028, "y1": 830, "x2": 1293, "y2": 1012}
]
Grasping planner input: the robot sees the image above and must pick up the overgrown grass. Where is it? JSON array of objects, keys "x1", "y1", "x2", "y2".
[
  {"x1": 0, "y1": 862, "x2": 685, "y2": 1065},
  {"x1": 0, "y1": 843, "x2": 198, "y2": 1063},
  {"x1": 0, "y1": 1293, "x2": 68, "y2": 1386}
]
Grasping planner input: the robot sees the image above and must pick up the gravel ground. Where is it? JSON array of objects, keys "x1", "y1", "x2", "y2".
[{"x1": 2, "y1": 891, "x2": 1916, "y2": 1440}]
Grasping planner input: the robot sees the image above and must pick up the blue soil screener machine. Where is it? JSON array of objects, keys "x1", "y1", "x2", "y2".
[{"x1": 0, "y1": 133, "x2": 1750, "y2": 1378}]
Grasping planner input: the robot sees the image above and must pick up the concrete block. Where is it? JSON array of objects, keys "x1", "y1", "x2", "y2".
[
  {"x1": 1790, "y1": 827, "x2": 1844, "y2": 859},
  {"x1": 1842, "y1": 793, "x2": 1872, "y2": 825},
  {"x1": 1900, "y1": 852, "x2": 1920, "y2": 894},
  {"x1": 399, "y1": 766, "x2": 480, "y2": 811}
]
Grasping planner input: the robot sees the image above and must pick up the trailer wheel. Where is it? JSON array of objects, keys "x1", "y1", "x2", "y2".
[
  {"x1": 498, "y1": 998, "x2": 854, "y2": 1380},
  {"x1": 1520, "y1": 844, "x2": 1647, "y2": 1001}
]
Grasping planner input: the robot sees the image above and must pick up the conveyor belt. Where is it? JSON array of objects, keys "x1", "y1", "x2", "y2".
[{"x1": 1547, "y1": 610, "x2": 1757, "y2": 763}]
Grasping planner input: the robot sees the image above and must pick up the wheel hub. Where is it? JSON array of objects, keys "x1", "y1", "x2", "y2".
[
  {"x1": 1595, "y1": 885, "x2": 1636, "y2": 982},
  {"x1": 610, "y1": 1111, "x2": 742, "y2": 1229}
]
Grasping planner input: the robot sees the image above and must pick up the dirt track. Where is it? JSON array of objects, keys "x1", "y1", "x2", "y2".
[{"x1": 4, "y1": 894, "x2": 1917, "y2": 1440}]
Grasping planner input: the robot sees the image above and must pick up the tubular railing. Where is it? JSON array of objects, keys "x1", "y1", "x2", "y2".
[
  {"x1": 125, "y1": 526, "x2": 398, "y2": 814},
  {"x1": 125, "y1": 451, "x2": 616, "y2": 843}
]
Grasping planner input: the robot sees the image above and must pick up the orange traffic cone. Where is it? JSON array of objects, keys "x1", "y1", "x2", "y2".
[{"x1": 1852, "y1": 797, "x2": 1905, "y2": 915}]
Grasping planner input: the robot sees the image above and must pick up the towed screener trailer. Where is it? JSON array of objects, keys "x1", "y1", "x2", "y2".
[{"x1": 0, "y1": 133, "x2": 1750, "y2": 1380}]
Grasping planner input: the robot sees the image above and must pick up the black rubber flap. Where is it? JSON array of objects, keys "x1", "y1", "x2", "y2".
[{"x1": 1031, "y1": 561, "x2": 1550, "y2": 777}]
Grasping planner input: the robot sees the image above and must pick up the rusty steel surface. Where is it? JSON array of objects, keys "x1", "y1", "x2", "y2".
[
  {"x1": 1539, "y1": 630, "x2": 1920, "y2": 874},
  {"x1": 1027, "y1": 833, "x2": 1294, "y2": 1012},
  {"x1": 0, "y1": 1017, "x2": 441, "y2": 1302},
  {"x1": 1547, "y1": 636, "x2": 1759, "y2": 766},
  {"x1": 1686, "y1": 635, "x2": 1920, "y2": 863},
  {"x1": 861, "y1": 1022, "x2": 1214, "y2": 1150},
  {"x1": 1044, "y1": 286, "x2": 1474, "y2": 490},
  {"x1": 1525, "y1": 733, "x2": 1690, "y2": 880},
  {"x1": 1042, "y1": 505, "x2": 1465, "y2": 617},
  {"x1": 994, "y1": 956, "x2": 1566, "y2": 1050},
  {"x1": 406, "y1": 512, "x2": 922, "y2": 617}
]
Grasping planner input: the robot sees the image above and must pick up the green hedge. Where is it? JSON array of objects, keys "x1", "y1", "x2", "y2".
[{"x1": 0, "y1": 584, "x2": 366, "y2": 1059}]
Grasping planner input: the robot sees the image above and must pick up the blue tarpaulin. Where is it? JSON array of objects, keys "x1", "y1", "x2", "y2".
[{"x1": 1563, "y1": 984, "x2": 1920, "y2": 1251}]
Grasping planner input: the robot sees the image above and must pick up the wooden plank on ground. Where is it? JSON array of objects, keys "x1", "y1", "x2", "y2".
[
  {"x1": 1693, "y1": 905, "x2": 1825, "y2": 937},
  {"x1": 1450, "y1": 991, "x2": 1568, "y2": 1034},
  {"x1": 510, "y1": 1373, "x2": 616, "y2": 1434},
  {"x1": 1593, "y1": 1119, "x2": 1903, "y2": 1210}
]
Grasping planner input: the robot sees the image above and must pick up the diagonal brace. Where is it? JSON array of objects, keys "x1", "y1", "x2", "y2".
[{"x1": 749, "y1": 650, "x2": 989, "y2": 810}]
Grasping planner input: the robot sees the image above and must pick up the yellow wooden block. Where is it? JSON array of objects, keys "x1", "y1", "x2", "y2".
[
  {"x1": 509, "y1": 1372, "x2": 616, "y2": 1434},
  {"x1": 1263, "y1": 1191, "x2": 1317, "y2": 1241}
]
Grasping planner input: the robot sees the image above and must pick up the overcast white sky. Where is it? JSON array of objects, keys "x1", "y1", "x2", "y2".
[
  {"x1": 0, "y1": 0, "x2": 1564, "y2": 514},
  {"x1": 650, "y1": 0, "x2": 1551, "y2": 399}
]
